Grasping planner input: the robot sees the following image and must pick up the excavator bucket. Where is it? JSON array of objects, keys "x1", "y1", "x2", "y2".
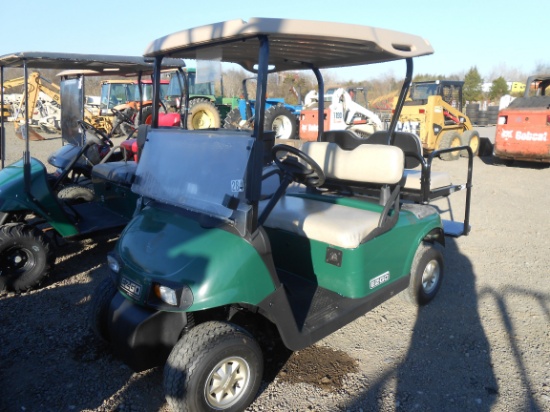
[{"x1": 14, "y1": 123, "x2": 46, "y2": 141}]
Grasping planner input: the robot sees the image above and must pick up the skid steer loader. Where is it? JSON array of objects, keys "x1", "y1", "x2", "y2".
[{"x1": 397, "y1": 80, "x2": 479, "y2": 160}]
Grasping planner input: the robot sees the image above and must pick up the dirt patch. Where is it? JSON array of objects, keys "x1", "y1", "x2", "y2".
[{"x1": 278, "y1": 345, "x2": 359, "y2": 390}]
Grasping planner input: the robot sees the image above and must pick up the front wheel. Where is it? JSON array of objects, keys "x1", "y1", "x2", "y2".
[
  {"x1": 164, "y1": 321, "x2": 263, "y2": 412},
  {"x1": 0, "y1": 223, "x2": 56, "y2": 292},
  {"x1": 401, "y1": 242, "x2": 444, "y2": 306},
  {"x1": 57, "y1": 184, "x2": 94, "y2": 205},
  {"x1": 265, "y1": 104, "x2": 297, "y2": 139},
  {"x1": 89, "y1": 277, "x2": 117, "y2": 342}
]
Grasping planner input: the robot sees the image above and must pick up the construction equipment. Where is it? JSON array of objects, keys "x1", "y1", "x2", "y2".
[
  {"x1": 163, "y1": 68, "x2": 231, "y2": 129},
  {"x1": 2, "y1": 72, "x2": 62, "y2": 138},
  {"x1": 224, "y1": 77, "x2": 302, "y2": 139},
  {"x1": 493, "y1": 74, "x2": 550, "y2": 163},
  {"x1": 396, "y1": 80, "x2": 479, "y2": 160},
  {"x1": 299, "y1": 87, "x2": 383, "y2": 140}
]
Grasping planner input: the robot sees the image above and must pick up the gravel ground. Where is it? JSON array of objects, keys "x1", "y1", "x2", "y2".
[{"x1": 1, "y1": 124, "x2": 549, "y2": 412}]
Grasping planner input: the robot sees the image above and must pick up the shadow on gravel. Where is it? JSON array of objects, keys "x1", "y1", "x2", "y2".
[
  {"x1": 480, "y1": 154, "x2": 550, "y2": 169},
  {"x1": 0, "y1": 239, "x2": 167, "y2": 412},
  {"x1": 342, "y1": 238, "x2": 501, "y2": 412}
]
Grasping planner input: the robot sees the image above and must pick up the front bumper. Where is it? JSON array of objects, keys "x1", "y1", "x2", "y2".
[{"x1": 108, "y1": 292, "x2": 188, "y2": 372}]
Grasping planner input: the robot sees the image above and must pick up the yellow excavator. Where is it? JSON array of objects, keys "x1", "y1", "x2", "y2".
[{"x1": 2, "y1": 71, "x2": 62, "y2": 139}]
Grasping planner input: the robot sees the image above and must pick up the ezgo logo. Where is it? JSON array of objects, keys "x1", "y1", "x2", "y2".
[{"x1": 369, "y1": 271, "x2": 390, "y2": 289}]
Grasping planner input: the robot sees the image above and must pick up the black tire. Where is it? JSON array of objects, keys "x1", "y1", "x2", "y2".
[
  {"x1": 437, "y1": 130, "x2": 462, "y2": 161},
  {"x1": 223, "y1": 107, "x2": 243, "y2": 129},
  {"x1": 401, "y1": 242, "x2": 444, "y2": 306},
  {"x1": 0, "y1": 223, "x2": 56, "y2": 292},
  {"x1": 164, "y1": 321, "x2": 263, "y2": 412},
  {"x1": 135, "y1": 105, "x2": 153, "y2": 127},
  {"x1": 89, "y1": 277, "x2": 117, "y2": 342},
  {"x1": 187, "y1": 98, "x2": 221, "y2": 130},
  {"x1": 265, "y1": 104, "x2": 297, "y2": 139},
  {"x1": 460, "y1": 130, "x2": 480, "y2": 157},
  {"x1": 57, "y1": 184, "x2": 94, "y2": 205}
]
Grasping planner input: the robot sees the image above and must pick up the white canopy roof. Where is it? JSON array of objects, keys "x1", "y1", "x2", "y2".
[{"x1": 144, "y1": 18, "x2": 434, "y2": 72}]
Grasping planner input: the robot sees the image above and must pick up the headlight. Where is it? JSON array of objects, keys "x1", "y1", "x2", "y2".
[
  {"x1": 154, "y1": 284, "x2": 178, "y2": 306},
  {"x1": 107, "y1": 254, "x2": 121, "y2": 273},
  {"x1": 150, "y1": 283, "x2": 194, "y2": 309}
]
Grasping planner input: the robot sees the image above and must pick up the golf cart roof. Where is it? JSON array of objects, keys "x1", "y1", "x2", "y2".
[
  {"x1": 0, "y1": 52, "x2": 185, "y2": 76},
  {"x1": 144, "y1": 17, "x2": 434, "y2": 72}
]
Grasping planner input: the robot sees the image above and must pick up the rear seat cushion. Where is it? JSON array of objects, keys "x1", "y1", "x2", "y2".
[
  {"x1": 403, "y1": 169, "x2": 452, "y2": 190},
  {"x1": 91, "y1": 161, "x2": 138, "y2": 186},
  {"x1": 259, "y1": 196, "x2": 381, "y2": 249}
]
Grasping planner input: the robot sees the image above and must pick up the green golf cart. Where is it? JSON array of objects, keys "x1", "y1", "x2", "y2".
[
  {"x1": 0, "y1": 52, "x2": 185, "y2": 292},
  {"x1": 95, "y1": 18, "x2": 473, "y2": 412}
]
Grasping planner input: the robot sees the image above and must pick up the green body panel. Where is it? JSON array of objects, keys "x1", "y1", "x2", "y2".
[
  {"x1": 267, "y1": 193, "x2": 441, "y2": 298},
  {"x1": 91, "y1": 179, "x2": 139, "y2": 220},
  {"x1": 0, "y1": 158, "x2": 78, "y2": 236},
  {"x1": 115, "y1": 205, "x2": 276, "y2": 311}
]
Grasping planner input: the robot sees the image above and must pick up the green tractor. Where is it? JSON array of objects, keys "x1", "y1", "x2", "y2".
[{"x1": 93, "y1": 18, "x2": 473, "y2": 412}]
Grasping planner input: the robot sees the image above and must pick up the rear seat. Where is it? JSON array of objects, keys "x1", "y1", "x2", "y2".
[
  {"x1": 91, "y1": 161, "x2": 137, "y2": 186},
  {"x1": 321, "y1": 130, "x2": 455, "y2": 202},
  {"x1": 260, "y1": 142, "x2": 404, "y2": 248}
]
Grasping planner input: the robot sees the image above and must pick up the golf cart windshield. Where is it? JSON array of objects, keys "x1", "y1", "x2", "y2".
[{"x1": 132, "y1": 129, "x2": 253, "y2": 222}]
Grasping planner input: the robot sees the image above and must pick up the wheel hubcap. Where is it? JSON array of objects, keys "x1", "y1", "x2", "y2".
[
  {"x1": 272, "y1": 115, "x2": 292, "y2": 139},
  {"x1": 192, "y1": 111, "x2": 215, "y2": 129},
  {"x1": 204, "y1": 356, "x2": 250, "y2": 408},
  {"x1": 421, "y1": 259, "x2": 440, "y2": 294},
  {"x1": 3, "y1": 247, "x2": 34, "y2": 273}
]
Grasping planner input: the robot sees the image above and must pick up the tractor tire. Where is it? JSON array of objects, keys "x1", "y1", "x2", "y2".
[
  {"x1": 401, "y1": 242, "x2": 444, "y2": 306},
  {"x1": 460, "y1": 130, "x2": 480, "y2": 157},
  {"x1": 89, "y1": 277, "x2": 117, "y2": 343},
  {"x1": 57, "y1": 184, "x2": 95, "y2": 205},
  {"x1": 187, "y1": 98, "x2": 221, "y2": 130},
  {"x1": 437, "y1": 130, "x2": 462, "y2": 161},
  {"x1": 164, "y1": 321, "x2": 263, "y2": 412},
  {"x1": 135, "y1": 105, "x2": 153, "y2": 126},
  {"x1": 0, "y1": 223, "x2": 56, "y2": 292},
  {"x1": 265, "y1": 104, "x2": 298, "y2": 139},
  {"x1": 223, "y1": 107, "x2": 243, "y2": 129}
]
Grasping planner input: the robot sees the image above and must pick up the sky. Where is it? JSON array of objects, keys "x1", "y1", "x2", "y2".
[{"x1": 1, "y1": 0, "x2": 548, "y2": 83}]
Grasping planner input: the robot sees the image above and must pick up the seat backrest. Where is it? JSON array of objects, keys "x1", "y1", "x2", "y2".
[
  {"x1": 320, "y1": 129, "x2": 366, "y2": 150},
  {"x1": 301, "y1": 141, "x2": 404, "y2": 185},
  {"x1": 365, "y1": 131, "x2": 423, "y2": 169}
]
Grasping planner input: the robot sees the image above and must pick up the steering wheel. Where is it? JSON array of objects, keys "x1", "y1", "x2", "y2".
[
  {"x1": 272, "y1": 144, "x2": 325, "y2": 187},
  {"x1": 77, "y1": 120, "x2": 113, "y2": 147},
  {"x1": 111, "y1": 107, "x2": 134, "y2": 125}
]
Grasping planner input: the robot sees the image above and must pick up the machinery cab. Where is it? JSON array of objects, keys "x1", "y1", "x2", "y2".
[{"x1": 493, "y1": 74, "x2": 550, "y2": 163}]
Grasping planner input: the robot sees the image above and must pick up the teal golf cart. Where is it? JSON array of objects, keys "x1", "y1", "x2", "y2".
[
  {"x1": 95, "y1": 18, "x2": 473, "y2": 412},
  {"x1": 0, "y1": 53, "x2": 185, "y2": 292}
]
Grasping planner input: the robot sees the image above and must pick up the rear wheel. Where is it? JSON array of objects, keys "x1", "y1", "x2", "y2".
[
  {"x1": 265, "y1": 104, "x2": 297, "y2": 139},
  {"x1": 0, "y1": 223, "x2": 55, "y2": 292},
  {"x1": 402, "y1": 242, "x2": 444, "y2": 306},
  {"x1": 460, "y1": 130, "x2": 480, "y2": 157},
  {"x1": 223, "y1": 107, "x2": 243, "y2": 129},
  {"x1": 187, "y1": 98, "x2": 221, "y2": 129},
  {"x1": 164, "y1": 321, "x2": 263, "y2": 412},
  {"x1": 437, "y1": 130, "x2": 461, "y2": 161}
]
